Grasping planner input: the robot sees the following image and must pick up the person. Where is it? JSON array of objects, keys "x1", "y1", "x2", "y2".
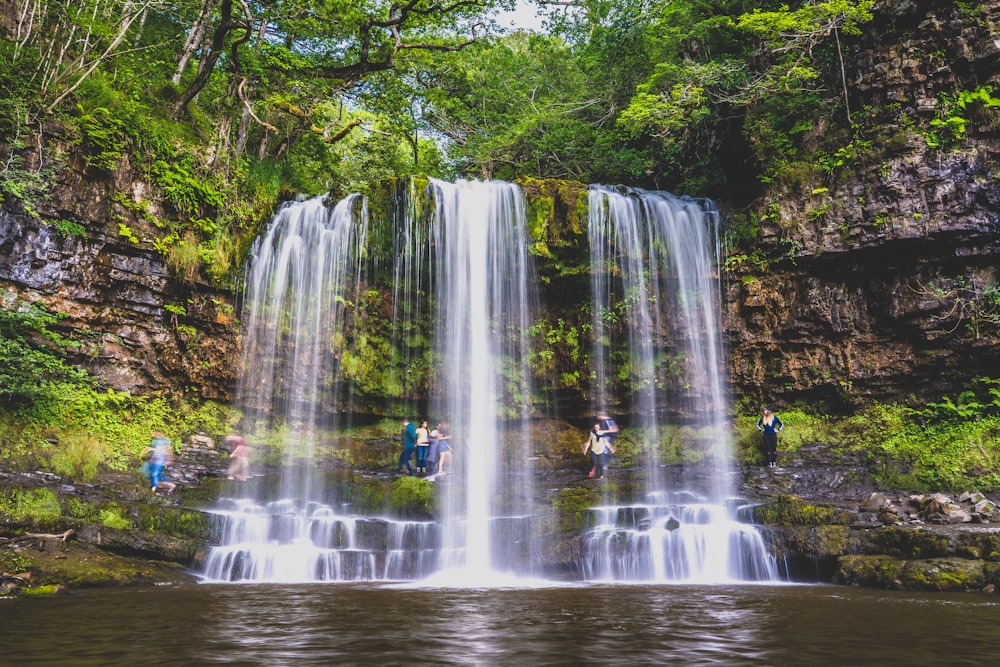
[
  {"x1": 434, "y1": 421, "x2": 452, "y2": 474},
  {"x1": 395, "y1": 418, "x2": 417, "y2": 475},
  {"x1": 581, "y1": 421, "x2": 616, "y2": 480},
  {"x1": 589, "y1": 414, "x2": 619, "y2": 477},
  {"x1": 756, "y1": 407, "x2": 784, "y2": 468},
  {"x1": 426, "y1": 426, "x2": 440, "y2": 476},
  {"x1": 415, "y1": 420, "x2": 431, "y2": 475},
  {"x1": 223, "y1": 434, "x2": 251, "y2": 481},
  {"x1": 144, "y1": 432, "x2": 176, "y2": 494}
]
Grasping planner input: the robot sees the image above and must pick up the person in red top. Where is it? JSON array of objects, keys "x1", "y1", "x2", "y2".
[{"x1": 224, "y1": 434, "x2": 252, "y2": 481}]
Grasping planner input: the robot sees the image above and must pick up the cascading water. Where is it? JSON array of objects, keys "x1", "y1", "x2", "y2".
[
  {"x1": 202, "y1": 179, "x2": 776, "y2": 584},
  {"x1": 584, "y1": 186, "x2": 778, "y2": 582},
  {"x1": 425, "y1": 180, "x2": 538, "y2": 581},
  {"x1": 203, "y1": 181, "x2": 539, "y2": 583},
  {"x1": 203, "y1": 195, "x2": 440, "y2": 582}
]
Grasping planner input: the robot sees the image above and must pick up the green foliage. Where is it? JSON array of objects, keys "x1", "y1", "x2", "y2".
[
  {"x1": 0, "y1": 340, "x2": 239, "y2": 480},
  {"x1": 388, "y1": 476, "x2": 435, "y2": 518},
  {"x1": 737, "y1": 388, "x2": 1000, "y2": 493},
  {"x1": 925, "y1": 85, "x2": 1000, "y2": 148},
  {"x1": 0, "y1": 488, "x2": 62, "y2": 529},
  {"x1": 0, "y1": 293, "x2": 91, "y2": 407},
  {"x1": 117, "y1": 223, "x2": 139, "y2": 244},
  {"x1": 99, "y1": 505, "x2": 132, "y2": 530},
  {"x1": 76, "y1": 104, "x2": 128, "y2": 171},
  {"x1": 54, "y1": 219, "x2": 87, "y2": 238}
]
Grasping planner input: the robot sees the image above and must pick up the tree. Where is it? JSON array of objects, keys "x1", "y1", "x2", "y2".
[{"x1": 170, "y1": 0, "x2": 500, "y2": 127}]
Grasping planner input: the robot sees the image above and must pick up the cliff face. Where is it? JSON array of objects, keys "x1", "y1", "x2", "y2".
[
  {"x1": 726, "y1": 0, "x2": 1000, "y2": 412},
  {"x1": 0, "y1": 137, "x2": 239, "y2": 400},
  {"x1": 1, "y1": 1, "x2": 998, "y2": 416}
]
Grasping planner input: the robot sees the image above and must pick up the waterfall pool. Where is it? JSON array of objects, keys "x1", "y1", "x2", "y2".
[{"x1": 3, "y1": 582, "x2": 997, "y2": 665}]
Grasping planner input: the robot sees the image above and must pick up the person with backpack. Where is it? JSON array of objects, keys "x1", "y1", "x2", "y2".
[{"x1": 582, "y1": 419, "x2": 617, "y2": 480}]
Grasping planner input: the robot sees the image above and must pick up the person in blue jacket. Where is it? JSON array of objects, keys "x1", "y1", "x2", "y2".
[{"x1": 756, "y1": 407, "x2": 784, "y2": 468}]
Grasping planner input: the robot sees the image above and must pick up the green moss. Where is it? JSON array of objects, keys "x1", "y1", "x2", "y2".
[
  {"x1": 99, "y1": 505, "x2": 132, "y2": 530},
  {"x1": 861, "y1": 526, "x2": 952, "y2": 559},
  {"x1": 549, "y1": 486, "x2": 601, "y2": 533},
  {"x1": 774, "y1": 525, "x2": 852, "y2": 559},
  {"x1": 136, "y1": 505, "x2": 212, "y2": 539},
  {"x1": 388, "y1": 476, "x2": 435, "y2": 519},
  {"x1": 21, "y1": 584, "x2": 66, "y2": 596},
  {"x1": 959, "y1": 532, "x2": 1000, "y2": 562},
  {"x1": 753, "y1": 494, "x2": 854, "y2": 526},
  {"x1": 526, "y1": 195, "x2": 555, "y2": 258},
  {"x1": 836, "y1": 554, "x2": 986, "y2": 592},
  {"x1": 0, "y1": 488, "x2": 63, "y2": 529}
]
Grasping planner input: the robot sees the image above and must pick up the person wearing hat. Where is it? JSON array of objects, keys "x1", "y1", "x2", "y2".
[{"x1": 756, "y1": 407, "x2": 784, "y2": 468}]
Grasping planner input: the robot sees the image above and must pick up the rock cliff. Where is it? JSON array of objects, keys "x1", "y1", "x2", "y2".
[
  {"x1": 726, "y1": 0, "x2": 1000, "y2": 412},
  {"x1": 1, "y1": 1, "x2": 998, "y2": 416},
  {"x1": 0, "y1": 135, "x2": 239, "y2": 399}
]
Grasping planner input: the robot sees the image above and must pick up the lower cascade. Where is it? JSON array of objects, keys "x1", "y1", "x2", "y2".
[
  {"x1": 580, "y1": 493, "x2": 779, "y2": 583},
  {"x1": 201, "y1": 179, "x2": 782, "y2": 585},
  {"x1": 202, "y1": 500, "x2": 440, "y2": 582}
]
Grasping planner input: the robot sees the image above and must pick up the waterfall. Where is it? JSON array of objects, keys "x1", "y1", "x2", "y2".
[
  {"x1": 233, "y1": 194, "x2": 367, "y2": 501},
  {"x1": 202, "y1": 180, "x2": 776, "y2": 584},
  {"x1": 584, "y1": 186, "x2": 778, "y2": 582},
  {"x1": 424, "y1": 180, "x2": 538, "y2": 580}
]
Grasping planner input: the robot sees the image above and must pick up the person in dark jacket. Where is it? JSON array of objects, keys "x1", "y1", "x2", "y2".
[
  {"x1": 396, "y1": 419, "x2": 418, "y2": 475},
  {"x1": 756, "y1": 407, "x2": 784, "y2": 468}
]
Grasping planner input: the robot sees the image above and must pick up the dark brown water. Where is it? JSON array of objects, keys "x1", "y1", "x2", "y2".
[{"x1": 2, "y1": 583, "x2": 998, "y2": 666}]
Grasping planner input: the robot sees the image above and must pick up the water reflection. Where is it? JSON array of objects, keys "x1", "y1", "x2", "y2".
[{"x1": 3, "y1": 584, "x2": 999, "y2": 666}]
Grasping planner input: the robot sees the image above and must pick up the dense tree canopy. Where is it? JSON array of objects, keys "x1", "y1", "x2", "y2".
[{"x1": 0, "y1": 0, "x2": 928, "y2": 280}]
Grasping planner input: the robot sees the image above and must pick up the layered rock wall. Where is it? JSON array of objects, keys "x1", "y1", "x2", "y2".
[
  {"x1": 727, "y1": 0, "x2": 1000, "y2": 411},
  {"x1": 0, "y1": 137, "x2": 238, "y2": 399}
]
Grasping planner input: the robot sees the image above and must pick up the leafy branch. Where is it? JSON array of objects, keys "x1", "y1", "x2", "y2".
[{"x1": 911, "y1": 274, "x2": 1000, "y2": 339}]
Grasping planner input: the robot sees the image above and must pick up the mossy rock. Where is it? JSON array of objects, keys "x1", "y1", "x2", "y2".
[
  {"x1": 135, "y1": 504, "x2": 212, "y2": 539},
  {"x1": 834, "y1": 554, "x2": 985, "y2": 592},
  {"x1": 388, "y1": 476, "x2": 435, "y2": 519},
  {"x1": 548, "y1": 485, "x2": 603, "y2": 533},
  {"x1": 21, "y1": 584, "x2": 69, "y2": 596},
  {"x1": 957, "y1": 532, "x2": 1000, "y2": 562},
  {"x1": 859, "y1": 526, "x2": 953, "y2": 559},
  {"x1": 753, "y1": 494, "x2": 855, "y2": 526},
  {"x1": 1, "y1": 537, "x2": 193, "y2": 588},
  {"x1": 770, "y1": 525, "x2": 854, "y2": 559}
]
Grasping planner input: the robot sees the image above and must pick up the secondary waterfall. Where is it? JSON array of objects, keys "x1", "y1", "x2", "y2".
[{"x1": 584, "y1": 186, "x2": 777, "y2": 582}]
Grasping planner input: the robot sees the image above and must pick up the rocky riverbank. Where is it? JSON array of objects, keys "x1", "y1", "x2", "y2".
[{"x1": 4, "y1": 435, "x2": 1000, "y2": 596}]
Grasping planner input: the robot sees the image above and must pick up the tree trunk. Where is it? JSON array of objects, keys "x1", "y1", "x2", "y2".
[
  {"x1": 172, "y1": 0, "x2": 232, "y2": 118},
  {"x1": 171, "y1": 0, "x2": 216, "y2": 85}
]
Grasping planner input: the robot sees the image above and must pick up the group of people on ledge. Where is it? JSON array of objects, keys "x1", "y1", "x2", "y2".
[{"x1": 396, "y1": 418, "x2": 452, "y2": 478}]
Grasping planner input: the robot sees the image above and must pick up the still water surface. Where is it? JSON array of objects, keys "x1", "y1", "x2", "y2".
[{"x1": 2, "y1": 583, "x2": 998, "y2": 666}]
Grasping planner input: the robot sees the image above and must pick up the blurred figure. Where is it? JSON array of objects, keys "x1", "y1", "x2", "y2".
[
  {"x1": 433, "y1": 421, "x2": 452, "y2": 475},
  {"x1": 144, "y1": 432, "x2": 176, "y2": 494},
  {"x1": 224, "y1": 434, "x2": 252, "y2": 481},
  {"x1": 581, "y1": 420, "x2": 616, "y2": 480}
]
